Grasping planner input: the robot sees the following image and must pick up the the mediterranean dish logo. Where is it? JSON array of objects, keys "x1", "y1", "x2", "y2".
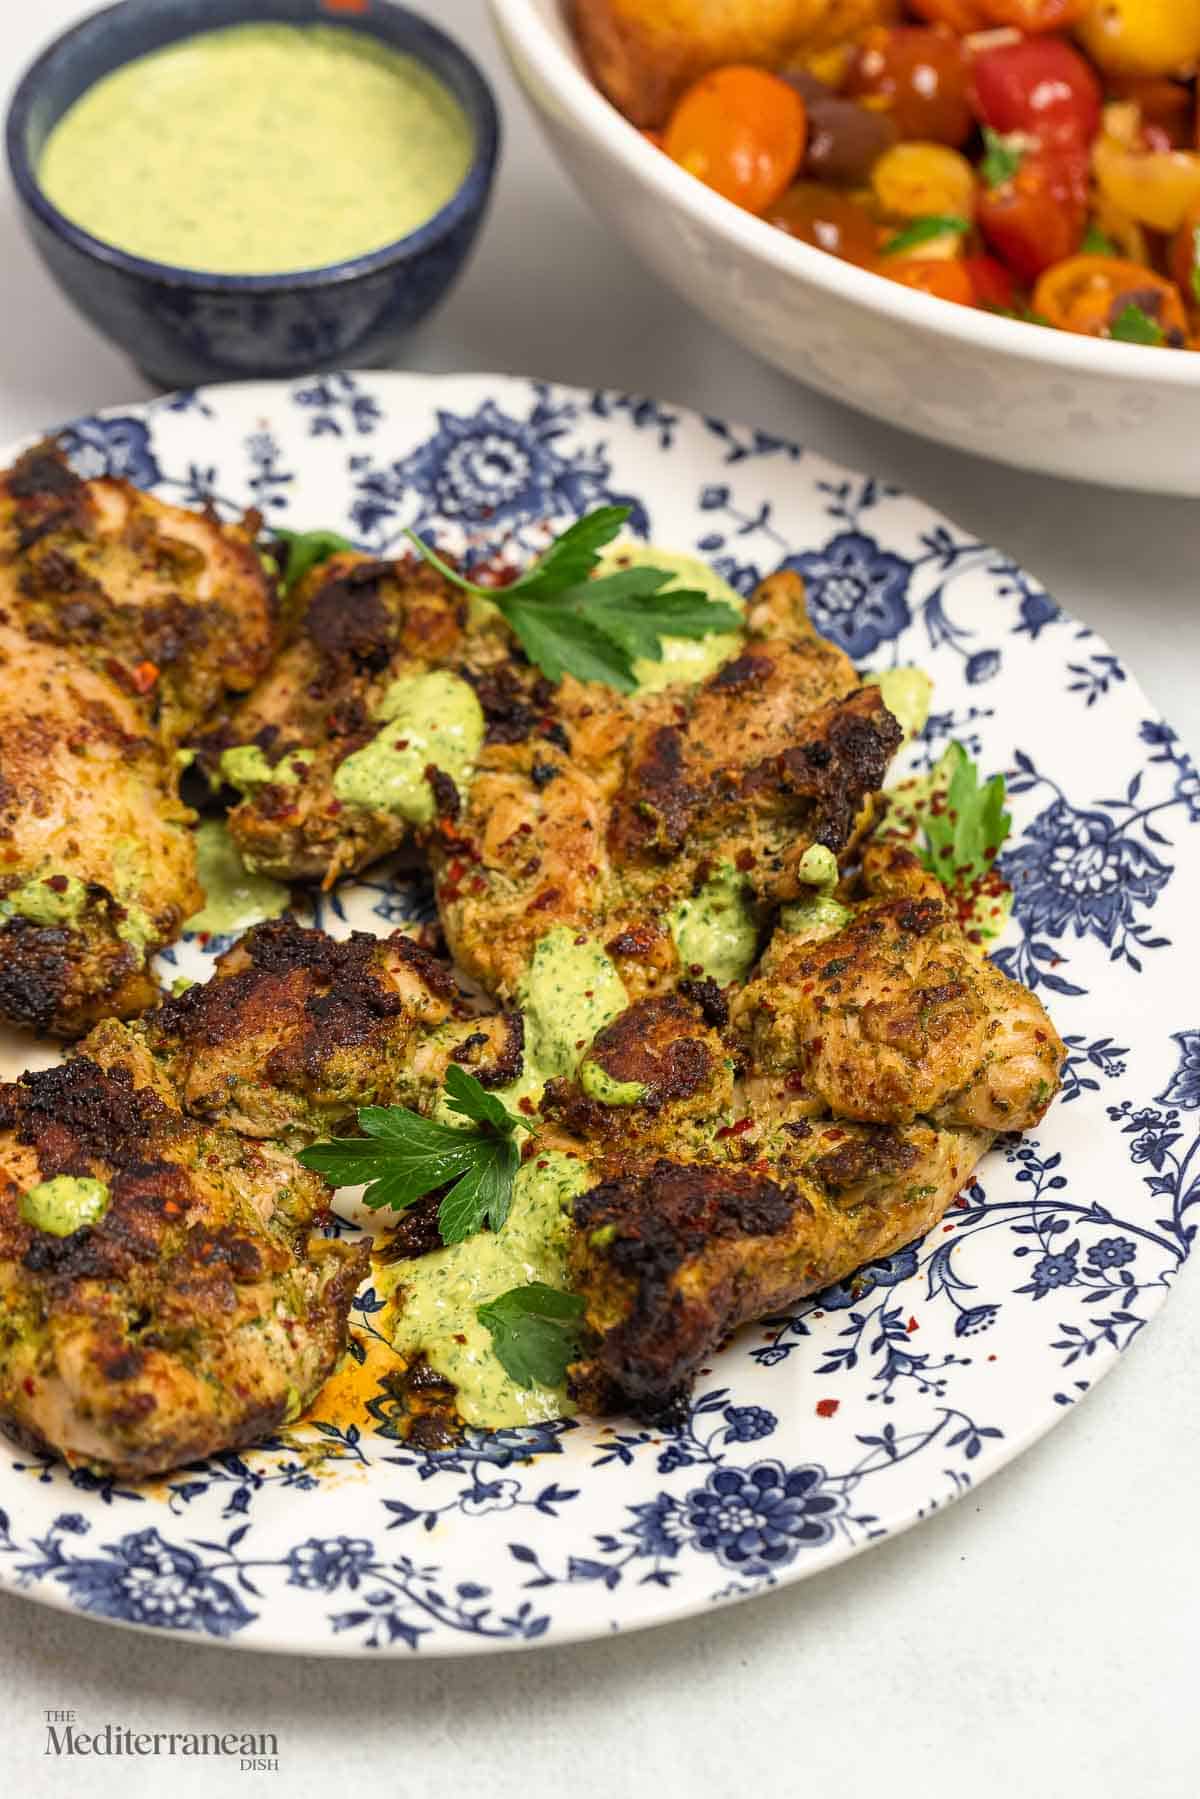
[{"x1": 43, "y1": 1710, "x2": 278, "y2": 1769}]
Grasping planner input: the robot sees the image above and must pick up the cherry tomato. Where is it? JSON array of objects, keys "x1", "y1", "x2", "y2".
[
  {"x1": 1033, "y1": 255, "x2": 1189, "y2": 342},
  {"x1": 1106, "y1": 77, "x2": 1193, "y2": 150},
  {"x1": 1075, "y1": 0, "x2": 1200, "y2": 81},
  {"x1": 964, "y1": 254, "x2": 1019, "y2": 310},
  {"x1": 875, "y1": 256, "x2": 976, "y2": 305},
  {"x1": 970, "y1": 39, "x2": 1102, "y2": 153},
  {"x1": 765, "y1": 183, "x2": 880, "y2": 264},
  {"x1": 1169, "y1": 201, "x2": 1200, "y2": 303},
  {"x1": 977, "y1": 148, "x2": 1088, "y2": 281},
  {"x1": 907, "y1": 0, "x2": 991, "y2": 29},
  {"x1": 1093, "y1": 130, "x2": 1200, "y2": 232},
  {"x1": 664, "y1": 67, "x2": 807, "y2": 215},
  {"x1": 872, "y1": 142, "x2": 977, "y2": 221},
  {"x1": 978, "y1": 0, "x2": 1091, "y2": 28},
  {"x1": 847, "y1": 29, "x2": 973, "y2": 149}
]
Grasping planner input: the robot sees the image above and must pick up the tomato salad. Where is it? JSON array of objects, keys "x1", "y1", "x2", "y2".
[{"x1": 580, "y1": 4, "x2": 1200, "y2": 349}]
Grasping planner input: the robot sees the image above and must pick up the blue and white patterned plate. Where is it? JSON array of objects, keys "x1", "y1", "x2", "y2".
[{"x1": 1, "y1": 372, "x2": 1197, "y2": 1656}]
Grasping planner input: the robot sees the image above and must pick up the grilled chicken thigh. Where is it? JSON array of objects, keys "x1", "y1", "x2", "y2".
[
  {"x1": 0, "y1": 444, "x2": 275, "y2": 748},
  {"x1": 568, "y1": 1119, "x2": 989, "y2": 1416},
  {"x1": 141, "y1": 917, "x2": 521, "y2": 1141},
  {"x1": 433, "y1": 575, "x2": 902, "y2": 998},
  {"x1": 732, "y1": 844, "x2": 1065, "y2": 1133},
  {"x1": 0, "y1": 626, "x2": 201, "y2": 1035},
  {"x1": 197, "y1": 551, "x2": 512, "y2": 884},
  {"x1": 0, "y1": 444, "x2": 278, "y2": 1036},
  {"x1": 0, "y1": 1024, "x2": 366, "y2": 1477}
]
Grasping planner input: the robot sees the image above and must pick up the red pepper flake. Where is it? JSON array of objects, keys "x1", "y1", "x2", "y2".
[
  {"x1": 815, "y1": 1398, "x2": 839, "y2": 1419},
  {"x1": 906, "y1": 1316, "x2": 919, "y2": 1333},
  {"x1": 715, "y1": 1118, "x2": 755, "y2": 1140},
  {"x1": 987, "y1": 1354, "x2": 997, "y2": 1362}
]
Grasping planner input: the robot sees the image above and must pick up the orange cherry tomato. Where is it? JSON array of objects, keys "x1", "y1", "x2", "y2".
[
  {"x1": 664, "y1": 67, "x2": 808, "y2": 215},
  {"x1": 766, "y1": 183, "x2": 880, "y2": 264},
  {"x1": 847, "y1": 29, "x2": 973, "y2": 150},
  {"x1": 877, "y1": 256, "x2": 976, "y2": 305},
  {"x1": 1033, "y1": 255, "x2": 1189, "y2": 342},
  {"x1": 907, "y1": 0, "x2": 991, "y2": 30},
  {"x1": 977, "y1": 0, "x2": 1091, "y2": 29}
]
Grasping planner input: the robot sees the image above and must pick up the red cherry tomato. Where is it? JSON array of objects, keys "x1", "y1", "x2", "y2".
[
  {"x1": 847, "y1": 29, "x2": 973, "y2": 149},
  {"x1": 664, "y1": 67, "x2": 808, "y2": 215},
  {"x1": 875, "y1": 256, "x2": 976, "y2": 306},
  {"x1": 977, "y1": 149, "x2": 1088, "y2": 282},
  {"x1": 977, "y1": 0, "x2": 1091, "y2": 29},
  {"x1": 964, "y1": 254, "x2": 1019, "y2": 310},
  {"x1": 970, "y1": 38, "x2": 1102, "y2": 154}
]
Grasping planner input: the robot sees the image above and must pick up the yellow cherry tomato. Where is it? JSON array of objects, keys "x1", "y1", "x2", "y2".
[
  {"x1": 871, "y1": 141, "x2": 976, "y2": 221},
  {"x1": 1093, "y1": 130, "x2": 1200, "y2": 232},
  {"x1": 1075, "y1": 0, "x2": 1200, "y2": 79}
]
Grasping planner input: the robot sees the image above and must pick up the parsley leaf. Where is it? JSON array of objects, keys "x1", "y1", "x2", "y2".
[
  {"x1": 476, "y1": 1283, "x2": 587, "y2": 1390},
  {"x1": 297, "y1": 1067, "x2": 530, "y2": 1244},
  {"x1": 1190, "y1": 226, "x2": 1200, "y2": 304},
  {"x1": 979, "y1": 128, "x2": 1026, "y2": 190},
  {"x1": 273, "y1": 527, "x2": 356, "y2": 594},
  {"x1": 918, "y1": 742, "x2": 1012, "y2": 891},
  {"x1": 406, "y1": 508, "x2": 741, "y2": 691},
  {"x1": 1081, "y1": 223, "x2": 1118, "y2": 256},
  {"x1": 1109, "y1": 303, "x2": 1165, "y2": 346},
  {"x1": 883, "y1": 215, "x2": 971, "y2": 256}
]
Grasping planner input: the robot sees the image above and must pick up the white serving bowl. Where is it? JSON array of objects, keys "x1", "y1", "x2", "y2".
[{"x1": 490, "y1": 0, "x2": 1200, "y2": 494}]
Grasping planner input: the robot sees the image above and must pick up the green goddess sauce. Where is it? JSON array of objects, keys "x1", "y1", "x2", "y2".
[
  {"x1": 20, "y1": 1176, "x2": 110, "y2": 1237},
  {"x1": 384, "y1": 1151, "x2": 592, "y2": 1427},
  {"x1": 669, "y1": 862, "x2": 758, "y2": 986},
  {"x1": 0, "y1": 873, "x2": 88, "y2": 927},
  {"x1": 515, "y1": 928, "x2": 631, "y2": 1086},
  {"x1": 332, "y1": 671, "x2": 484, "y2": 825},
  {"x1": 184, "y1": 820, "x2": 289, "y2": 936},
  {"x1": 37, "y1": 25, "x2": 475, "y2": 276},
  {"x1": 592, "y1": 544, "x2": 745, "y2": 691}
]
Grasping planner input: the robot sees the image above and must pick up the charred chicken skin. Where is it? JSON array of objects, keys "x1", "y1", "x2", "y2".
[
  {"x1": 0, "y1": 1025, "x2": 367, "y2": 1477},
  {"x1": 0, "y1": 445, "x2": 277, "y2": 1037}
]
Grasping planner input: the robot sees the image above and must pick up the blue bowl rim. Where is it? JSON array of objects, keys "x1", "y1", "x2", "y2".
[{"x1": 5, "y1": 0, "x2": 501, "y2": 293}]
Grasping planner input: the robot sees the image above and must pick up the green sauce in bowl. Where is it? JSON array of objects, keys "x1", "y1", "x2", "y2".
[{"x1": 37, "y1": 23, "x2": 475, "y2": 275}]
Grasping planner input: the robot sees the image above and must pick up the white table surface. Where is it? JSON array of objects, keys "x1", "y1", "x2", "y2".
[{"x1": 1, "y1": 4, "x2": 1197, "y2": 1795}]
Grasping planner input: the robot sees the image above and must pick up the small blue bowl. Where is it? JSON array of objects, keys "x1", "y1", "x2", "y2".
[{"x1": 6, "y1": 0, "x2": 501, "y2": 388}]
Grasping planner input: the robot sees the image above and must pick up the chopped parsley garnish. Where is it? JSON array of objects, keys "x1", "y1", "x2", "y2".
[
  {"x1": 882, "y1": 214, "x2": 971, "y2": 256},
  {"x1": 407, "y1": 506, "x2": 741, "y2": 692},
  {"x1": 273, "y1": 527, "x2": 356, "y2": 594},
  {"x1": 919, "y1": 742, "x2": 1011, "y2": 891},
  {"x1": 1109, "y1": 303, "x2": 1165, "y2": 346},
  {"x1": 297, "y1": 1066, "x2": 531, "y2": 1245},
  {"x1": 979, "y1": 128, "x2": 1026, "y2": 189},
  {"x1": 1190, "y1": 226, "x2": 1200, "y2": 304},
  {"x1": 1081, "y1": 223, "x2": 1118, "y2": 257},
  {"x1": 476, "y1": 1282, "x2": 586, "y2": 1390}
]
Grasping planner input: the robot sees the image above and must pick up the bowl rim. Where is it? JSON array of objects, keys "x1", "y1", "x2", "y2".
[
  {"x1": 5, "y1": 0, "x2": 501, "y2": 292},
  {"x1": 490, "y1": 0, "x2": 1200, "y2": 391}
]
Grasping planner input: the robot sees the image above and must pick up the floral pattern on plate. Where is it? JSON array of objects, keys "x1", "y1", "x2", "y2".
[{"x1": 0, "y1": 372, "x2": 1196, "y2": 1656}]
